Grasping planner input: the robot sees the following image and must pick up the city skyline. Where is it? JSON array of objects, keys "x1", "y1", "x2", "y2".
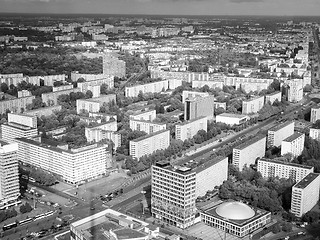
[{"x1": 0, "y1": 0, "x2": 320, "y2": 16}]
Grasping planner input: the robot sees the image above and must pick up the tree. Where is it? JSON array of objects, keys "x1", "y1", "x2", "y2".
[
  {"x1": 215, "y1": 107, "x2": 225, "y2": 116},
  {"x1": 0, "y1": 83, "x2": 8, "y2": 93},
  {"x1": 85, "y1": 90, "x2": 93, "y2": 99},
  {"x1": 304, "y1": 84, "x2": 313, "y2": 92}
]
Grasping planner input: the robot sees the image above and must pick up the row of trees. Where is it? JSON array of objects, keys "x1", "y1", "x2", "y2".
[
  {"x1": 20, "y1": 203, "x2": 33, "y2": 214},
  {"x1": 0, "y1": 208, "x2": 18, "y2": 223}
]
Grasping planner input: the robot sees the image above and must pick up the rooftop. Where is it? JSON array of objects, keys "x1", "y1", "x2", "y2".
[
  {"x1": 266, "y1": 91, "x2": 281, "y2": 96},
  {"x1": 129, "y1": 109, "x2": 155, "y2": 116},
  {"x1": 258, "y1": 158, "x2": 313, "y2": 170},
  {"x1": 283, "y1": 132, "x2": 304, "y2": 142},
  {"x1": 176, "y1": 116, "x2": 207, "y2": 126},
  {"x1": 130, "y1": 129, "x2": 169, "y2": 142},
  {"x1": 113, "y1": 228, "x2": 147, "y2": 240},
  {"x1": 294, "y1": 173, "x2": 320, "y2": 189},
  {"x1": 217, "y1": 113, "x2": 248, "y2": 119},
  {"x1": 268, "y1": 121, "x2": 294, "y2": 132},
  {"x1": 234, "y1": 135, "x2": 266, "y2": 151},
  {"x1": 5, "y1": 122, "x2": 36, "y2": 131},
  {"x1": 243, "y1": 95, "x2": 264, "y2": 103}
]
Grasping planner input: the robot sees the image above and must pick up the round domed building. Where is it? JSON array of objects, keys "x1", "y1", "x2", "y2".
[{"x1": 200, "y1": 201, "x2": 271, "y2": 238}]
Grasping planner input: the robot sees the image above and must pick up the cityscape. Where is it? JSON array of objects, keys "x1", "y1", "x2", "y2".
[{"x1": 0, "y1": 3, "x2": 320, "y2": 240}]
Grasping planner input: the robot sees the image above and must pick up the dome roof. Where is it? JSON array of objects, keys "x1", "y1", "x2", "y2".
[{"x1": 216, "y1": 202, "x2": 255, "y2": 220}]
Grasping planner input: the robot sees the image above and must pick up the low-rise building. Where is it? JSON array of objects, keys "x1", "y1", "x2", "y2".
[
  {"x1": 281, "y1": 132, "x2": 305, "y2": 157},
  {"x1": 291, "y1": 173, "x2": 320, "y2": 217},
  {"x1": 7, "y1": 113, "x2": 37, "y2": 128},
  {"x1": 267, "y1": 121, "x2": 295, "y2": 147},
  {"x1": 129, "y1": 130, "x2": 170, "y2": 159},
  {"x1": 242, "y1": 96, "x2": 264, "y2": 115},
  {"x1": 232, "y1": 135, "x2": 266, "y2": 170},
  {"x1": 175, "y1": 116, "x2": 207, "y2": 141},
  {"x1": 257, "y1": 158, "x2": 314, "y2": 182},
  {"x1": 216, "y1": 113, "x2": 248, "y2": 125}
]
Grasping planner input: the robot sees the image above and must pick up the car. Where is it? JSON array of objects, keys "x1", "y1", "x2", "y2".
[{"x1": 90, "y1": 207, "x2": 95, "y2": 210}]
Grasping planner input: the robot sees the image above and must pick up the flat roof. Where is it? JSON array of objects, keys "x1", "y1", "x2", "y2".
[
  {"x1": 266, "y1": 91, "x2": 281, "y2": 96},
  {"x1": 129, "y1": 109, "x2": 155, "y2": 116},
  {"x1": 130, "y1": 118, "x2": 166, "y2": 126},
  {"x1": 283, "y1": 132, "x2": 304, "y2": 142},
  {"x1": 234, "y1": 135, "x2": 266, "y2": 151},
  {"x1": 243, "y1": 95, "x2": 264, "y2": 103},
  {"x1": 5, "y1": 122, "x2": 35, "y2": 131},
  {"x1": 176, "y1": 116, "x2": 207, "y2": 126},
  {"x1": 114, "y1": 228, "x2": 147, "y2": 239},
  {"x1": 258, "y1": 158, "x2": 313, "y2": 170},
  {"x1": 294, "y1": 173, "x2": 320, "y2": 189},
  {"x1": 217, "y1": 113, "x2": 248, "y2": 119},
  {"x1": 130, "y1": 129, "x2": 169, "y2": 142},
  {"x1": 268, "y1": 121, "x2": 293, "y2": 132}
]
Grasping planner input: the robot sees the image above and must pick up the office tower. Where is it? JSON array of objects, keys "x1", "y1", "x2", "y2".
[
  {"x1": 175, "y1": 116, "x2": 207, "y2": 141},
  {"x1": 184, "y1": 95, "x2": 215, "y2": 121},
  {"x1": 267, "y1": 121, "x2": 295, "y2": 147},
  {"x1": 232, "y1": 135, "x2": 266, "y2": 170},
  {"x1": 257, "y1": 158, "x2": 313, "y2": 182},
  {"x1": 151, "y1": 156, "x2": 228, "y2": 229},
  {"x1": 242, "y1": 96, "x2": 264, "y2": 114},
  {"x1": 291, "y1": 173, "x2": 320, "y2": 217},
  {"x1": 0, "y1": 141, "x2": 20, "y2": 207},
  {"x1": 281, "y1": 132, "x2": 305, "y2": 157},
  {"x1": 129, "y1": 130, "x2": 170, "y2": 159}
]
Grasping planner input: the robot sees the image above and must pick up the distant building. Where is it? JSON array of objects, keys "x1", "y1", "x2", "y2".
[
  {"x1": 41, "y1": 88, "x2": 80, "y2": 106},
  {"x1": 242, "y1": 96, "x2": 264, "y2": 115},
  {"x1": 130, "y1": 119, "x2": 166, "y2": 134},
  {"x1": 216, "y1": 113, "x2": 248, "y2": 126},
  {"x1": 184, "y1": 95, "x2": 215, "y2": 121},
  {"x1": 152, "y1": 156, "x2": 228, "y2": 229},
  {"x1": 182, "y1": 91, "x2": 209, "y2": 103},
  {"x1": 129, "y1": 110, "x2": 156, "y2": 122},
  {"x1": 16, "y1": 138, "x2": 112, "y2": 184},
  {"x1": 310, "y1": 105, "x2": 320, "y2": 123},
  {"x1": 7, "y1": 113, "x2": 37, "y2": 128},
  {"x1": 291, "y1": 173, "x2": 320, "y2": 217},
  {"x1": 309, "y1": 128, "x2": 320, "y2": 141},
  {"x1": 175, "y1": 116, "x2": 207, "y2": 141},
  {"x1": 257, "y1": 158, "x2": 313, "y2": 182},
  {"x1": 265, "y1": 91, "x2": 282, "y2": 105},
  {"x1": 281, "y1": 132, "x2": 305, "y2": 157},
  {"x1": 24, "y1": 105, "x2": 62, "y2": 117},
  {"x1": 0, "y1": 141, "x2": 20, "y2": 208},
  {"x1": 125, "y1": 80, "x2": 169, "y2": 98},
  {"x1": 129, "y1": 130, "x2": 170, "y2": 159},
  {"x1": 267, "y1": 121, "x2": 295, "y2": 147},
  {"x1": 103, "y1": 54, "x2": 126, "y2": 78},
  {"x1": 76, "y1": 94, "x2": 116, "y2": 114},
  {"x1": 232, "y1": 135, "x2": 266, "y2": 170},
  {"x1": 0, "y1": 96, "x2": 35, "y2": 114}
]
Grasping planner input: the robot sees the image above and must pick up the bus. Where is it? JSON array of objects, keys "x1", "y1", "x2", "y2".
[
  {"x1": 2, "y1": 222, "x2": 17, "y2": 231},
  {"x1": 0, "y1": 200, "x2": 22, "y2": 210},
  {"x1": 45, "y1": 211, "x2": 54, "y2": 217},
  {"x1": 19, "y1": 217, "x2": 33, "y2": 226},
  {"x1": 34, "y1": 213, "x2": 46, "y2": 220}
]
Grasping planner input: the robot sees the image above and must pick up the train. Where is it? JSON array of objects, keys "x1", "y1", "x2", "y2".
[{"x1": 2, "y1": 211, "x2": 55, "y2": 231}]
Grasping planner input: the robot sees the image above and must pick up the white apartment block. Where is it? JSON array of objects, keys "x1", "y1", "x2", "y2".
[
  {"x1": 130, "y1": 119, "x2": 166, "y2": 134},
  {"x1": 257, "y1": 158, "x2": 314, "y2": 183},
  {"x1": 310, "y1": 128, "x2": 320, "y2": 141},
  {"x1": 184, "y1": 95, "x2": 215, "y2": 121},
  {"x1": 267, "y1": 121, "x2": 295, "y2": 147},
  {"x1": 281, "y1": 132, "x2": 305, "y2": 157},
  {"x1": 85, "y1": 128, "x2": 121, "y2": 150},
  {"x1": 151, "y1": 156, "x2": 228, "y2": 229},
  {"x1": 24, "y1": 105, "x2": 62, "y2": 117},
  {"x1": 291, "y1": 173, "x2": 320, "y2": 217},
  {"x1": 283, "y1": 79, "x2": 303, "y2": 103},
  {"x1": 225, "y1": 76, "x2": 274, "y2": 93},
  {"x1": 191, "y1": 80, "x2": 224, "y2": 90},
  {"x1": 8, "y1": 113, "x2": 37, "y2": 128},
  {"x1": 310, "y1": 106, "x2": 320, "y2": 123},
  {"x1": 0, "y1": 141, "x2": 20, "y2": 207},
  {"x1": 232, "y1": 135, "x2": 266, "y2": 170},
  {"x1": 52, "y1": 84, "x2": 74, "y2": 92},
  {"x1": 1, "y1": 123, "x2": 38, "y2": 143},
  {"x1": 125, "y1": 80, "x2": 169, "y2": 98},
  {"x1": 129, "y1": 130, "x2": 170, "y2": 159},
  {"x1": 77, "y1": 76, "x2": 114, "y2": 92},
  {"x1": 129, "y1": 110, "x2": 157, "y2": 122},
  {"x1": 265, "y1": 91, "x2": 282, "y2": 105},
  {"x1": 0, "y1": 96, "x2": 35, "y2": 114},
  {"x1": 42, "y1": 88, "x2": 81, "y2": 106},
  {"x1": 16, "y1": 138, "x2": 112, "y2": 184},
  {"x1": 182, "y1": 91, "x2": 209, "y2": 103},
  {"x1": 76, "y1": 94, "x2": 116, "y2": 114},
  {"x1": 216, "y1": 113, "x2": 248, "y2": 126},
  {"x1": 175, "y1": 116, "x2": 207, "y2": 141},
  {"x1": 242, "y1": 96, "x2": 264, "y2": 115}
]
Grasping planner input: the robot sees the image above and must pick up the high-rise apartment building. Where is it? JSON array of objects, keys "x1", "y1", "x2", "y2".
[
  {"x1": 232, "y1": 135, "x2": 266, "y2": 170},
  {"x1": 129, "y1": 130, "x2": 170, "y2": 159},
  {"x1": 175, "y1": 116, "x2": 207, "y2": 141},
  {"x1": 309, "y1": 128, "x2": 320, "y2": 141},
  {"x1": 0, "y1": 141, "x2": 20, "y2": 207},
  {"x1": 267, "y1": 121, "x2": 295, "y2": 147},
  {"x1": 129, "y1": 119, "x2": 166, "y2": 134},
  {"x1": 310, "y1": 105, "x2": 320, "y2": 123},
  {"x1": 242, "y1": 96, "x2": 264, "y2": 115},
  {"x1": 282, "y1": 79, "x2": 303, "y2": 103},
  {"x1": 182, "y1": 91, "x2": 209, "y2": 103},
  {"x1": 265, "y1": 91, "x2": 282, "y2": 105},
  {"x1": 215, "y1": 113, "x2": 248, "y2": 126},
  {"x1": 129, "y1": 110, "x2": 157, "y2": 122},
  {"x1": 76, "y1": 94, "x2": 116, "y2": 114},
  {"x1": 151, "y1": 155, "x2": 228, "y2": 229},
  {"x1": 184, "y1": 95, "x2": 215, "y2": 121},
  {"x1": 257, "y1": 158, "x2": 313, "y2": 182},
  {"x1": 291, "y1": 173, "x2": 320, "y2": 217},
  {"x1": 125, "y1": 80, "x2": 169, "y2": 98},
  {"x1": 16, "y1": 138, "x2": 112, "y2": 185},
  {"x1": 281, "y1": 132, "x2": 305, "y2": 157},
  {"x1": 103, "y1": 55, "x2": 126, "y2": 78}
]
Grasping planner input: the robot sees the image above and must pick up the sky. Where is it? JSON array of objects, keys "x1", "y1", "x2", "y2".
[{"x1": 0, "y1": 0, "x2": 320, "y2": 16}]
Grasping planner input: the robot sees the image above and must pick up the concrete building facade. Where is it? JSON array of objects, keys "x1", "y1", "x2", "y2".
[
  {"x1": 175, "y1": 116, "x2": 207, "y2": 141},
  {"x1": 0, "y1": 96, "x2": 35, "y2": 114},
  {"x1": 311, "y1": 105, "x2": 320, "y2": 123},
  {"x1": 215, "y1": 113, "x2": 248, "y2": 126},
  {"x1": 76, "y1": 94, "x2": 116, "y2": 114},
  {"x1": 242, "y1": 96, "x2": 264, "y2": 115},
  {"x1": 265, "y1": 91, "x2": 282, "y2": 105},
  {"x1": 129, "y1": 119, "x2": 166, "y2": 134},
  {"x1": 125, "y1": 80, "x2": 169, "y2": 98},
  {"x1": 182, "y1": 91, "x2": 209, "y2": 103},
  {"x1": 310, "y1": 128, "x2": 320, "y2": 141},
  {"x1": 184, "y1": 95, "x2": 215, "y2": 121},
  {"x1": 267, "y1": 121, "x2": 295, "y2": 147},
  {"x1": 129, "y1": 110, "x2": 157, "y2": 122},
  {"x1": 281, "y1": 132, "x2": 305, "y2": 157}
]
